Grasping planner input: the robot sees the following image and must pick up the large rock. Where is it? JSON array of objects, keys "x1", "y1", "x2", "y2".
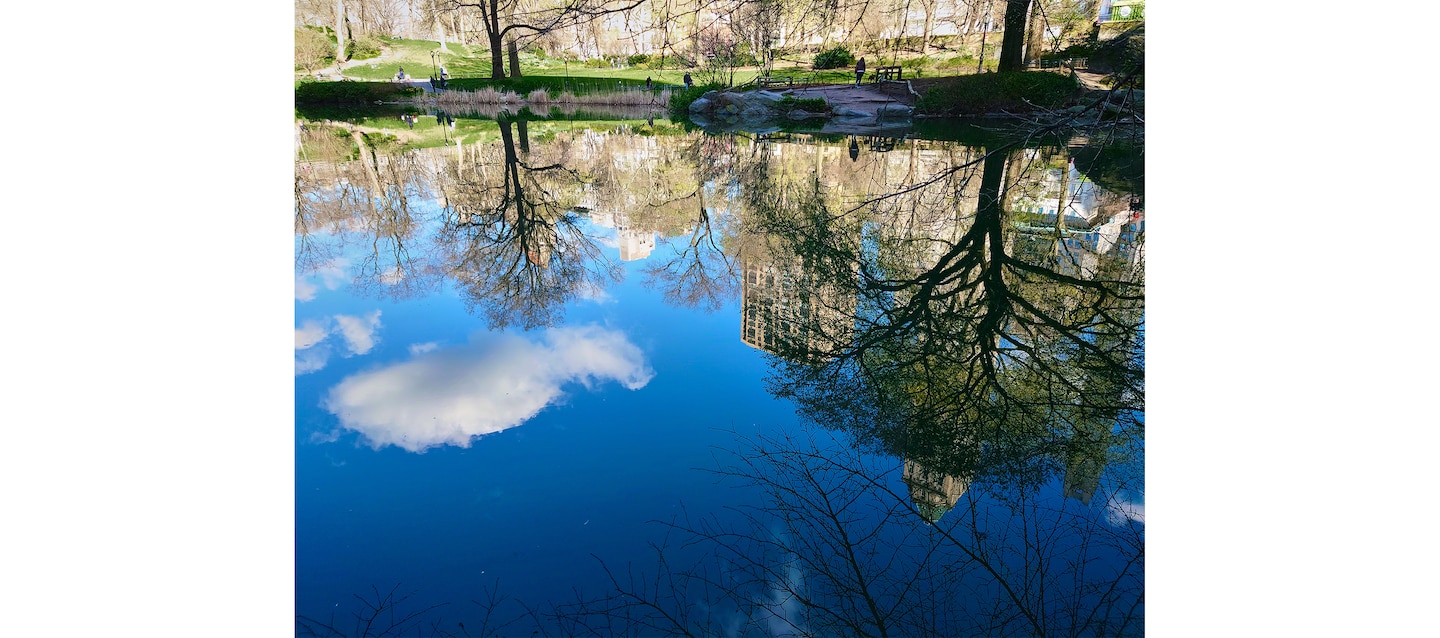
[
  {"x1": 688, "y1": 97, "x2": 714, "y2": 114},
  {"x1": 740, "y1": 105, "x2": 775, "y2": 120},
  {"x1": 875, "y1": 104, "x2": 914, "y2": 120}
]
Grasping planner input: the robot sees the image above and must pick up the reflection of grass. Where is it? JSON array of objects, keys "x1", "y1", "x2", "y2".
[{"x1": 306, "y1": 115, "x2": 690, "y2": 152}]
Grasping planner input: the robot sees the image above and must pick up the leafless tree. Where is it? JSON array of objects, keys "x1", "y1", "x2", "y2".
[{"x1": 437, "y1": 117, "x2": 621, "y2": 329}]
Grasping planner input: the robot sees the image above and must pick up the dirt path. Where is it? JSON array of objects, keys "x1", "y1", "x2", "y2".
[{"x1": 301, "y1": 46, "x2": 401, "y2": 81}]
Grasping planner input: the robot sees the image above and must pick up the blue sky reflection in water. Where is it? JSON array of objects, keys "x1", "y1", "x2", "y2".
[{"x1": 294, "y1": 120, "x2": 1145, "y2": 636}]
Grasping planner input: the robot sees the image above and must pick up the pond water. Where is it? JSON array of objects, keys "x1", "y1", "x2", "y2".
[{"x1": 295, "y1": 115, "x2": 1145, "y2": 636}]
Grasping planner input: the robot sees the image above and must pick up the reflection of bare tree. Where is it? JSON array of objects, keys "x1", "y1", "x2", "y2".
[
  {"x1": 551, "y1": 138, "x2": 1144, "y2": 636},
  {"x1": 543, "y1": 139, "x2": 1144, "y2": 637},
  {"x1": 294, "y1": 127, "x2": 444, "y2": 300},
  {"x1": 636, "y1": 134, "x2": 744, "y2": 312},
  {"x1": 350, "y1": 140, "x2": 444, "y2": 301},
  {"x1": 438, "y1": 118, "x2": 620, "y2": 330},
  {"x1": 551, "y1": 427, "x2": 1144, "y2": 637}
]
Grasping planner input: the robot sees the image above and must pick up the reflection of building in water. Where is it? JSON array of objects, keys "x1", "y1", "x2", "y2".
[
  {"x1": 617, "y1": 228, "x2": 656, "y2": 261},
  {"x1": 903, "y1": 459, "x2": 970, "y2": 524},
  {"x1": 590, "y1": 210, "x2": 658, "y2": 261},
  {"x1": 739, "y1": 259, "x2": 855, "y2": 358},
  {"x1": 1013, "y1": 159, "x2": 1098, "y2": 230},
  {"x1": 1063, "y1": 457, "x2": 1103, "y2": 506}
]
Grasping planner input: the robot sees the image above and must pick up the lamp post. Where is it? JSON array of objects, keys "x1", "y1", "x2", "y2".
[{"x1": 430, "y1": 50, "x2": 439, "y2": 78}]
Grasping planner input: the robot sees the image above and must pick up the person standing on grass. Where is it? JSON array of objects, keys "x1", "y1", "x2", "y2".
[
  {"x1": 855, "y1": 58, "x2": 866, "y2": 86},
  {"x1": 684, "y1": 72, "x2": 693, "y2": 89}
]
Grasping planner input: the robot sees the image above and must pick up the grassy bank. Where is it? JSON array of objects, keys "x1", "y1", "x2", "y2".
[{"x1": 914, "y1": 71, "x2": 1080, "y2": 116}]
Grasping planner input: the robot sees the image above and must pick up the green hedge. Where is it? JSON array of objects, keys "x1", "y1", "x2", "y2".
[
  {"x1": 915, "y1": 71, "x2": 1079, "y2": 116},
  {"x1": 295, "y1": 80, "x2": 418, "y2": 104},
  {"x1": 813, "y1": 46, "x2": 855, "y2": 70}
]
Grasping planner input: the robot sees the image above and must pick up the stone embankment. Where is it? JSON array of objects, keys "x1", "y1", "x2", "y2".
[{"x1": 688, "y1": 85, "x2": 916, "y2": 134}]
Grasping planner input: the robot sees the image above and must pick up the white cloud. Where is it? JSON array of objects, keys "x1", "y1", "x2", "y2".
[
  {"x1": 295, "y1": 319, "x2": 330, "y2": 350},
  {"x1": 408, "y1": 342, "x2": 440, "y2": 355},
  {"x1": 333, "y1": 311, "x2": 382, "y2": 355},
  {"x1": 323, "y1": 325, "x2": 654, "y2": 452}
]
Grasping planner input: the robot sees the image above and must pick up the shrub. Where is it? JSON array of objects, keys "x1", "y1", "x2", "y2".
[
  {"x1": 581, "y1": 57, "x2": 610, "y2": 68},
  {"x1": 900, "y1": 56, "x2": 930, "y2": 71},
  {"x1": 627, "y1": 53, "x2": 651, "y2": 66},
  {"x1": 813, "y1": 46, "x2": 855, "y2": 70},
  {"x1": 914, "y1": 71, "x2": 1079, "y2": 116},
  {"x1": 348, "y1": 33, "x2": 385, "y2": 60},
  {"x1": 295, "y1": 28, "x2": 335, "y2": 73},
  {"x1": 295, "y1": 80, "x2": 413, "y2": 104},
  {"x1": 668, "y1": 82, "x2": 725, "y2": 118}
]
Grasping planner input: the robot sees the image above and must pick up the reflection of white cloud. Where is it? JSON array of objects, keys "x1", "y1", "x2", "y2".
[
  {"x1": 295, "y1": 277, "x2": 319, "y2": 302},
  {"x1": 295, "y1": 310, "x2": 381, "y2": 375},
  {"x1": 763, "y1": 559, "x2": 806, "y2": 637},
  {"x1": 295, "y1": 345, "x2": 332, "y2": 375},
  {"x1": 1105, "y1": 496, "x2": 1145, "y2": 526},
  {"x1": 295, "y1": 319, "x2": 330, "y2": 350},
  {"x1": 379, "y1": 267, "x2": 405, "y2": 286},
  {"x1": 334, "y1": 311, "x2": 382, "y2": 355},
  {"x1": 408, "y1": 342, "x2": 439, "y2": 355},
  {"x1": 296, "y1": 259, "x2": 351, "y2": 301},
  {"x1": 323, "y1": 325, "x2": 654, "y2": 452},
  {"x1": 576, "y1": 280, "x2": 613, "y2": 304}
]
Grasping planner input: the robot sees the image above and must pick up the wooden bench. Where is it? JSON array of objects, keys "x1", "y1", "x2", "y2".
[
  {"x1": 1026, "y1": 57, "x2": 1088, "y2": 69},
  {"x1": 757, "y1": 73, "x2": 796, "y2": 90},
  {"x1": 870, "y1": 66, "x2": 903, "y2": 83}
]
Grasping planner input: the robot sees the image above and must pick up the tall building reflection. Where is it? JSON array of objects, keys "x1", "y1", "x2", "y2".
[{"x1": 902, "y1": 459, "x2": 970, "y2": 524}]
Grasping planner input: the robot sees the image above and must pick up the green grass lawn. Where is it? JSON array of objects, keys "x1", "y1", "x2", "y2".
[
  {"x1": 309, "y1": 36, "x2": 1005, "y2": 95},
  {"x1": 335, "y1": 37, "x2": 482, "y2": 80}
]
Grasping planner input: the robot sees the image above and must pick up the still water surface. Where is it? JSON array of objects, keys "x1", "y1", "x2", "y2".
[{"x1": 295, "y1": 117, "x2": 1144, "y2": 636}]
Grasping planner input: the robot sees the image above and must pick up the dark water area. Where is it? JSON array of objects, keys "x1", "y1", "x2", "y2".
[{"x1": 295, "y1": 119, "x2": 1144, "y2": 636}]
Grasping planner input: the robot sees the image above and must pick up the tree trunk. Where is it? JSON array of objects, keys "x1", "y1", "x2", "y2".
[
  {"x1": 508, "y1": 38, "x2": 523, "y2": 78},
  {"x1": 976, "y1": 0, "x2": 992, "y2": 72},
  {"x1": 1024, "y1": 0, "x2": 1046, "y2": 64},
  {"x1": 335, "y1": 0, "x2": 347, "y2": 62},
  {"x1": 485, "y1": 0, "x2": 506, "y2": 79},
  {"x1": 997, "y1": 0, "x2": 1031, "y2": 72},
  {"x1": 920, "y1": 0, "x2": 936, "y2": 55}
]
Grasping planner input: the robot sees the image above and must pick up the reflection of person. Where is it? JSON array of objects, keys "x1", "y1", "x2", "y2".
[
  {"x1": 855, "y1": 58, "x2": 866, "y2": 86},
  {"x1": 849, "y1": 135, "x2": 859, "y2": 161},
  {"x1": 683, "y1": 72, "x2": 693, "y2": 89}
]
